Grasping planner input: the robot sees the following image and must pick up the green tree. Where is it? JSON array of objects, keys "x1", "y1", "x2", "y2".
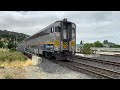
[
  {"x1": 94, "y1": 41, "x2": 103, "y2": 47},
  {"x1": 8, "y1": 42, "x2": 16, "y2": 49},
  {"x1": 0, "y1": 41, "x2": 3, "y2": 48},
  {"x1": 81, "y1": 43, "x2": 93, "y2": 54},
  {"x1": 103, "y1": 40, "x2": 108, "y2": 44},
  {"x1": 89, "y1": 43, "x2": 95, "y2": 47},
  {"x1": 80, "y1": 40, "x2": 83, "y2": 44}
]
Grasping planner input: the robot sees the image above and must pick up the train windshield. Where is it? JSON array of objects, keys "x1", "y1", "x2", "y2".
[
  {"x1": 63, "y1": 24, "x2": 69, "y2": 39},
  {"x1": 63, "y1": 29, "x2": 67, "y2": 39},
  {"x1": 45, "y1": 44, "x2": 54, "y2": 48},
  {"x1": 72, "y1": 28, "x2": 75, "y2": 38},
  {"x1": 72, "y1": 23, "x2": 76, "y2": 38}
]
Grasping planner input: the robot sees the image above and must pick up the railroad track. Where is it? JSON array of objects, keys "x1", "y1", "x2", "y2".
[
  {"x1": 74, "y1": 56, "x2": 120, "y2": 66},
  {"x1": 51, "y1": 56, "x2": 120, "y2": 79},
  {"x1": 67, "y1": 56, "x2": 120, "y2": 79},
  {"x1": 23, "y1": 52, "x2": 120, "y2": 79},
  {"x1": 52, "y1": 60, "x2": 120, "y2": 79}
]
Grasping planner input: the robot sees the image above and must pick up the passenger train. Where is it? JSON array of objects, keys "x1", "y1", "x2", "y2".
[{"x1": 17, "y1": 18, "x2": 76, "y2": 60}]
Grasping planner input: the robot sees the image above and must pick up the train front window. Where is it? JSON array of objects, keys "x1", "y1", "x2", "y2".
[
  {"x1": 63, "y1": 29, "x2": 67, "y2": 39},
  {"x1": 72, "y1": 28, "x2": 75, "y2": 38},
  {"x1": 63, "y1": 24, "x2": 69, "y2": 40},
  {"x1": 45, "y1": 44, "x2": 54, "y2": 48}
]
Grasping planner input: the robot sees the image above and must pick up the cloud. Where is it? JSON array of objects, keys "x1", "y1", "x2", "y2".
[{"x1": 0, "y1": 11, "x2": 120, "y2": 44}]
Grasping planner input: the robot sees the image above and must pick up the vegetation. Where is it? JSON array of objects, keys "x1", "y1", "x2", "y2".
[
  {"x1": 7, "y1": 42, "x2": 17, "y2": 49},
  {"x1": 94, "y1": 41, "x2": 104, "y2": 47},
  {"x1": 80, "y1": 40, "x2": 120, "y2": 54},
  {"x1": 0, "y1": 29, "x2": 29, "y2": 49},
  {"x1": 0, "y1": 41, "x2": 3, "y2": 48},
  {"x1": 9, "y1": 48, "x2": 16, "y2": 52},
  {"x1": 89, "y1": 43, "x2": 95, "y2": 47},
  {"x1": 0, "y1": 49, "x2": 27, "y2": 62},
  {"x1": 4, "y1": 75, "x2": 13, "y2": 79},
  {"x1": 80, "y1": 43, "x2": 94, "y2": 54}
]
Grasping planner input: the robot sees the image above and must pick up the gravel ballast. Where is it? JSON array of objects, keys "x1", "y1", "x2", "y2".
[{"x1": 23, "y1": 58, "x2": 92, "y2": 79}]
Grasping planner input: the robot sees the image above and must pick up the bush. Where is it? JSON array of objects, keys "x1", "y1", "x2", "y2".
[
  {"x1": 94, "y1": 41, "x2": 103, "y2": 47},
  {"x1": 0, "y1": 50, "x2": 27, "y2": 62},
  {"x1": 0, "y1": 41, "x2": 3, "y2": 48},
  {"x1": 81, "y1": 43, "x2": 94, "y2": 54},
  {"x1": 9, "y1": 48, "x2": 16, "y2": 52},
  {"x1": 8, "y1": 42, "x2": 17, "y2": 49}
]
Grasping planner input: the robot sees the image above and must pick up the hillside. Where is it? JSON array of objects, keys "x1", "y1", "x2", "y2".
[
  {"x1": 0, "y1": 30, "x2": 29, "y2": 43},
  {"x1": 0, "y1": 30, "x2": 30, "y2": 49}
]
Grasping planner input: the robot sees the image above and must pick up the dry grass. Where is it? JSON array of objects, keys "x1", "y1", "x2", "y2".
[
  {"x1": 0, "y1": 59, "x2": 32, "y2": 68},
  {"x1": 0, "y1": 50, "x2": 27, "y2": 62},
  {"x1": 0, "y1": 67, "x2": 27, "y2": 79},
  {"x1": 0, "y1": 48, "x2": 35, "y2": 79}
]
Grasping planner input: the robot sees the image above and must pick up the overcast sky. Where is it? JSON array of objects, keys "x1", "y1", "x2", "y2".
[{"x1": 0, "y1": 11, "x2": 120, "y2": 44}]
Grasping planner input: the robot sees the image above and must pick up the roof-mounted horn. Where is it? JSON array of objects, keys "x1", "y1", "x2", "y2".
[{"x1": 63, "y1": 18, "x2": 67, "y2": 21}]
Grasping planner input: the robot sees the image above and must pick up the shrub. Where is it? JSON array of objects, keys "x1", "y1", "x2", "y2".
[
  {"x1": 9, "y1": 48, "x2": 16, "y2": 52},
  {"x1": 0, "y1": 50, "x2": 27, "y2": 62},
  {"x1": 81, "y1": 43, "x2": 94, "y2": 54}
]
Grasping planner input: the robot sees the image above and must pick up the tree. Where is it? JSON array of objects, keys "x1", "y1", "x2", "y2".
[
  {"x1": 103, "y1": 40, "x2": 108, "y2": 44},
  {"x1": 80, "y1": 40, "x2": 83, "y2": 44},
  {"x1": 81, "y1": 43, "x2": 93, "y2": 54},
  {"x1": 89, "y1": 43, "x2": 95, "y2": 47},
  {"x1": 8, "y1": 42, "x2": 17, "y2": 49},
  {"x1": 0, "y1": 41, "x2": 3, "y2": 48},
  {"x1": 94, "y1": 41, "x2": 103, "y2": 47}
]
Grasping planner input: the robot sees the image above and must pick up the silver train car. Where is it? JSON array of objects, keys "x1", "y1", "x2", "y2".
[{"x1": 17, "y1": 19, "x2": 76, "y2": 60}]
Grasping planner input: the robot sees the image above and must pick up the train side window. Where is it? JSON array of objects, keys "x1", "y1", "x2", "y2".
[
  {"x1": 55, "y1": 26, "x2": 61, "y2": 32},
  {"x1": 51, "y1": 27, "x2": 54, "y2": 33},
  {"x1": 72, "y1": 28, "x2": 75, "y2": 38},
  {"x1": 72, "y1": 28, "x2": 75, "y2": 34}
]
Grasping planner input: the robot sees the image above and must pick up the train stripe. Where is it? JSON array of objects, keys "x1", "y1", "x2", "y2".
[{"x1": 31, "y1": 42, "x2": 54, "y2": 46}]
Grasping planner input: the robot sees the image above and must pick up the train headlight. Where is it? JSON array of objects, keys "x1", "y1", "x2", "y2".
[
  {"x1": 56, "y1": 47, "x2": 59, "y2": 50},
  {"x1": 54, "y1": 33, "x2": 59, "y2": 36}
]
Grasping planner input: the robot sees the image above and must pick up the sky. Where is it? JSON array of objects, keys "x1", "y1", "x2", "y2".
[{"x1": 0, "y1": 11, "x2": 120, "y2": 44}]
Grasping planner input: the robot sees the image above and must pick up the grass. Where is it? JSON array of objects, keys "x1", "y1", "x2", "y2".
[
  {"x1": 0, "y1": 48, "x2": 32, "y2": 68},
  {"x1": 0, "y1": 48, "x2": 27, "y2": 62},
  {"x1": 4, "y1": 74, "x2": 14, "y2": 79}
]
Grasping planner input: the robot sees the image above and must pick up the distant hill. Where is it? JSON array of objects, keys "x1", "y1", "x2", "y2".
[{"x1": 0, "y1": 30, "x2": 30, "y2": 44}]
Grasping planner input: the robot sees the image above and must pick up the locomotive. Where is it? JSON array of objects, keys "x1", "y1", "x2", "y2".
[{"x1": 17, "y1": 18, "x2": 76, "y2": 60}]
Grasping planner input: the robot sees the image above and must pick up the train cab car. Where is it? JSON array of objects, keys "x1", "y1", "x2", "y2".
[
  {"x1": 53, "y1": 19, "x2": 76, "y2": 60},
  {"x1": 17, "y1": 18, "x2": 76, "y2": 60}
]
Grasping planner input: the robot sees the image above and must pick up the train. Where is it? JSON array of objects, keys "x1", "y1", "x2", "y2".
[{"x1": 17, "y1": 18, "x2": 76, "y2": 60}]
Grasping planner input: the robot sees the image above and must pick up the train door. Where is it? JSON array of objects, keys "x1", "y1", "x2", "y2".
[{"x1": 61, "y1": 22, "x2": 72, "y2": 51}]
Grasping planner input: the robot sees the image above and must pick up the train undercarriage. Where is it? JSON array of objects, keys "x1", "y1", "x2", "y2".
[{"x1": 43, "y1": 51, "x2": 75, "y2": 60}]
